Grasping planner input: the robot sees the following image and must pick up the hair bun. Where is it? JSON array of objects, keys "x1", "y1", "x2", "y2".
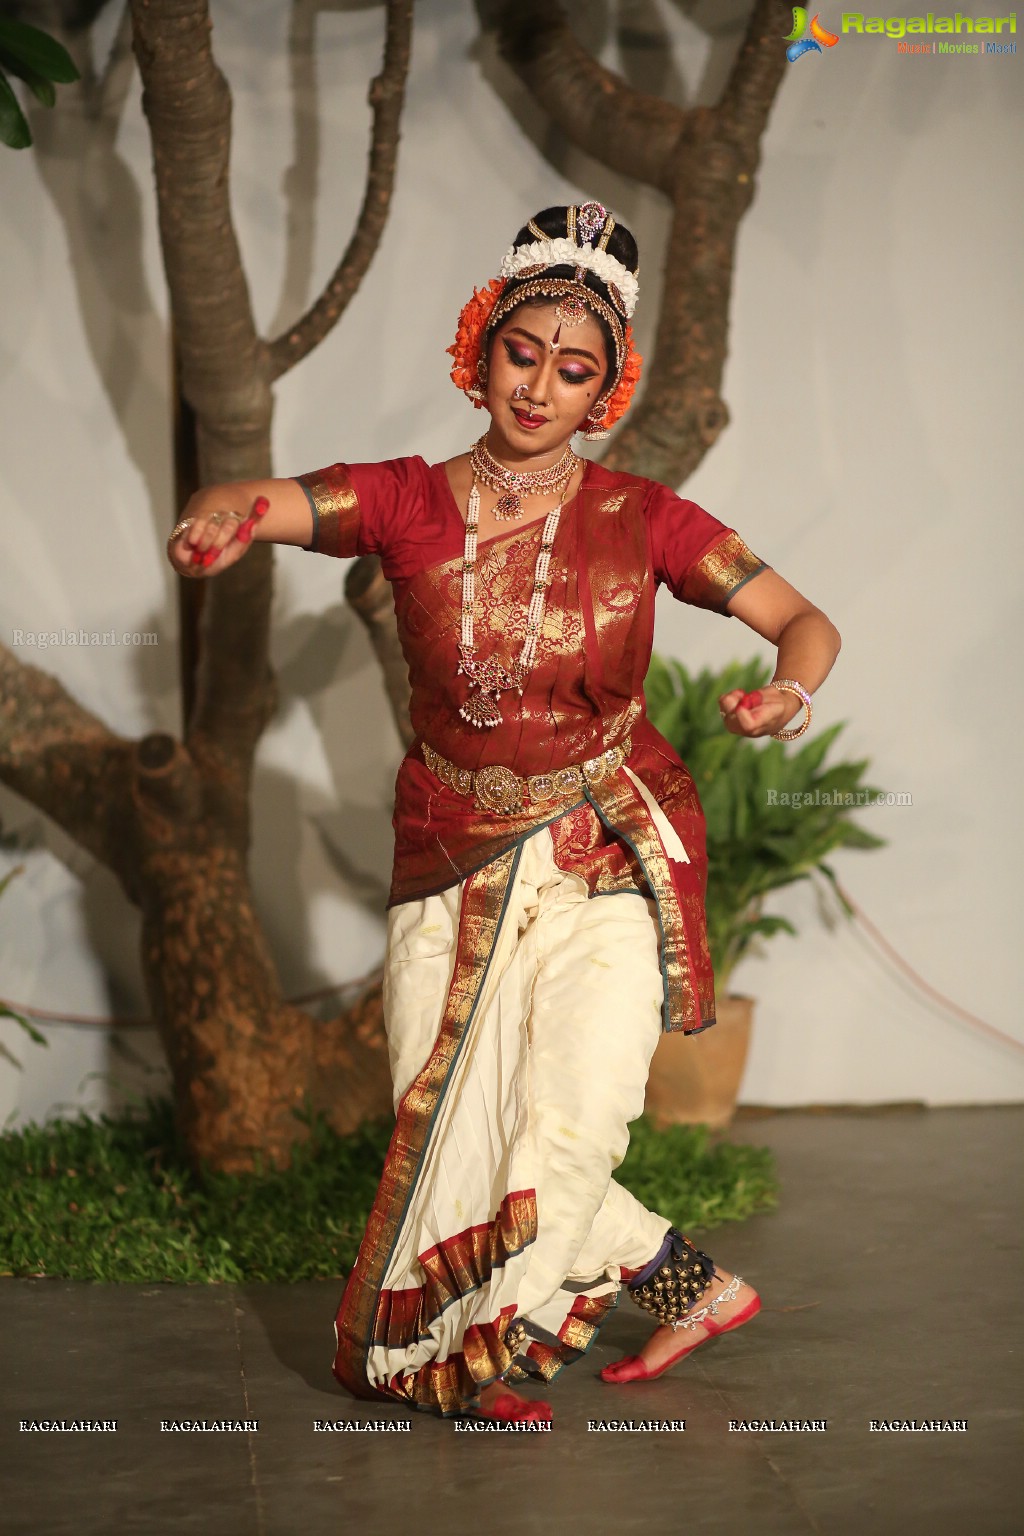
[
  {"x1": 500, "y1": 202, "x2": 640, "y2": 323},
  {"x1": 512, "y1": 204, "x2": 639, "y2": 278}
]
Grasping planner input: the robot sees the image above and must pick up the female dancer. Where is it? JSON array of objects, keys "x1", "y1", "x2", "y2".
[{"x1": 167, "y1": 203, "x2": 841, "y2": 1424}]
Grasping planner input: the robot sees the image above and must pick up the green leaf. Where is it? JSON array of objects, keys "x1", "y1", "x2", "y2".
[
  {"x1": 816, "y1": 863, "x2": 856, "y2": 918},
  {"x1": 0, "y1": 54, "x2": 55, "y2": 108},
  {"x1": 747, "y1": 914, "x2": 798, "y2": 940},
  {"x1": 834, "y1": 822, "x2": 887, "y2": 851},
  {"x1": 791, "y1": 720, "x2": 846, "y2": 778},
  {"x1": 0, "y1": 71, "x2": 31, "y2": 148},
  {"x1": 0, "y1": 20, "x2": 80, "y2": 84},
  {"x1": 0, "y1": 1006, "x2": 48, "y2": 1047}
]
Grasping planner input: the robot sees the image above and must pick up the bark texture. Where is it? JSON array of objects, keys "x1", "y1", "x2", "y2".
[
  {"x1": 495, "y1": 0, "x2": 791, "y2": 487},
  {"x1": 1, "y1": 0, "x2": 412, "y2": 1174}
]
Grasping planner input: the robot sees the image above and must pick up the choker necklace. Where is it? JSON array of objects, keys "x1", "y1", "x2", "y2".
[
  {"x1": 456, "y1": 476, "x2": 570, "y2": 729},
  {"x1": 469, "y1": 435, "x2": 581, "y2": 521}
]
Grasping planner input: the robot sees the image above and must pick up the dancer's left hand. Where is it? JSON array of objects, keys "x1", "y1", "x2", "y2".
[{"x1": 718, "y1": 687, "x2": 800, "y2": 738}]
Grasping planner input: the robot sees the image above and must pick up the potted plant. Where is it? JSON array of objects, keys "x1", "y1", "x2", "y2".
[{"x1": 642, "y1": 653, "x2": 886, "y2": 1129}]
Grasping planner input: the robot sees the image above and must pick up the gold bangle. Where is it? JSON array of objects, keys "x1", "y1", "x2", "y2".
[{"x1": 769, "y1": 678, "x2": 812, "y2": 741}]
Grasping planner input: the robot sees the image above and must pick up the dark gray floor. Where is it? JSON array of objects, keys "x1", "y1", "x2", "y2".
[{"x1": 2, "y1": 1106, "x2": 1021, "y2": 1536}]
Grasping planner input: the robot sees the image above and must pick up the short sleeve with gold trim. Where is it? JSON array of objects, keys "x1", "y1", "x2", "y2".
[
  {"x1": 293, "y1": 456, "x2": 430, "y2": 564},
  {"x1": 644, "y1": 482, "x2": 769, "y2": 614}
]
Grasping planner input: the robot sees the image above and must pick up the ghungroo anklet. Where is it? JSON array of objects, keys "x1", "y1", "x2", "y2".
[{"x1": 626, "y1": 1227, "x2": 717, "y2": 1329}]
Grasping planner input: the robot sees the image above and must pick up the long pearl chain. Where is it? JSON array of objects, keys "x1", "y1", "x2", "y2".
[{"x1": 456, "y1": 479, "x2": 568, "y2": 729}]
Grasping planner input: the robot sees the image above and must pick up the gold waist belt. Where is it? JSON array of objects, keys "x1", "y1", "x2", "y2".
[{"x1": 421, "y1": 735, "x2": 633, "y2": 817}]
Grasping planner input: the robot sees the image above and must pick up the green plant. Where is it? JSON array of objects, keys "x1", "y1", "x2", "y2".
[
  {"x1": 0, "y1": 1096, "x2": 776, "y2": 1281},
  {"x1": 645, "y1": 652, "x2": 887, "y2": 997},
  {"x1": 0, "y1": 17, "x2": 79, "y2": 150}
]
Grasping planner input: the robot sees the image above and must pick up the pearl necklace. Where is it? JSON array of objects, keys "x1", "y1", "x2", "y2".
[
  {"x1": 469, "y1": 435, "x2": 581, "y2": 521},
  {"x1": 456, "y1": 476, "x2": 570, "y2": 729}
]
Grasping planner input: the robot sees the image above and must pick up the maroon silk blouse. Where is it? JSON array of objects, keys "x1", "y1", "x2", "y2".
[{"x1": 296, "y1": 454, "x2": 768, "y2": 1033}]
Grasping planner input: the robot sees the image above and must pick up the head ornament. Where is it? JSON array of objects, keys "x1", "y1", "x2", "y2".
[{"x1": 447, "y1": 201, "x2": 643, "y2": 432}]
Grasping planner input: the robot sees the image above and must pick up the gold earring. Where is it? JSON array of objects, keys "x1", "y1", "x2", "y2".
[{"x1": 580, "y1": 399, "x2": 610, "y2": 440}]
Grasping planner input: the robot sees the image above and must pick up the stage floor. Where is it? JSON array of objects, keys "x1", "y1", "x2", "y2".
[{"x1": 3, "y1": 1104, "x2": 1021, "y2": 1536}]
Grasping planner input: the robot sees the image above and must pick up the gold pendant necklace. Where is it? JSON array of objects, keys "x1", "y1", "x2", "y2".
[{"x1": 468, "y1": 436, "x2": 580, "y2": 521}]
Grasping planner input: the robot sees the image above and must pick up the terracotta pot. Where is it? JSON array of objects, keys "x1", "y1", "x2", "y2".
[{"x1": 643, "y1": 994, "x2": 754, "y2": 1131}]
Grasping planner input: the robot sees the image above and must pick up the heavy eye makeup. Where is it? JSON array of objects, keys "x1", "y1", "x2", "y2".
[{"x1": 501, "y1": 338, "x2": 597, "y2": 387}]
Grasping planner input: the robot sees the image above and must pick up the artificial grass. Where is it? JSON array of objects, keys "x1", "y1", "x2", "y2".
[{"x1": 0, "y1": 1096, "x2": 778, "y2": 1284}]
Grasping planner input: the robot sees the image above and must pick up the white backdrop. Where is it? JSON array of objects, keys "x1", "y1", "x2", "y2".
[{"x1": 1, "y1": 0, "x2": 1021, "y2": 1128}]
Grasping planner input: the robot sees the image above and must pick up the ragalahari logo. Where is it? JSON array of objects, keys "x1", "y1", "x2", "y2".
[{"x1": 785, "y1": 9, "x2": 840, "y2": 60}]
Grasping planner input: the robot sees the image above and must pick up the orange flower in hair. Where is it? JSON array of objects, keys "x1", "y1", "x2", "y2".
[
  {"x1": 601, "y1": 324, "x2": 643, "y2": 430},
  {"x1": 447, "y1": 277, "x2": 506, "y2": 407}
]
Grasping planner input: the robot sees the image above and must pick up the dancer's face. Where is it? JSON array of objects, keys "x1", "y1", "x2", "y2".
[{"x1": 486, "y1": 302, "x2": 609, "y2": 456}]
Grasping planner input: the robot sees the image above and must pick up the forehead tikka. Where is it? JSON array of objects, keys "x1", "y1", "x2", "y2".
[
  {"x1": 553, "y1": 287, "x2": 589, "y2": 328},
  {"x1": 487, "y1": 278, "x2": 625, "y2": 379}
]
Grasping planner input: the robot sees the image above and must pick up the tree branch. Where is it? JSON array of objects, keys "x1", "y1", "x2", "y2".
[
  {"x1": 128, "y1": 0, "x2": 268, "y2": 465},
  {"x1": 717, "y1": 0, "x2": 793, "y2": 147},
  {"x1": 604, "y1": 0, "x2": 789, "y2": 483},
  {"x1": 267, "y1": 0, "x2": 414, "y2": 380},
  {"x1": 0, "y1": 643, "x2": 136, "y2": 881},
  {"x1": 495, "y1": 0, "x2": 792, "y2": 488},
  {"x1": 493, "y1": 0, "x2": 685, "y2": 193}
]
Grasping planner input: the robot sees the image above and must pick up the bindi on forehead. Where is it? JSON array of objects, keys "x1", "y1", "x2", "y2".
[{"x1": 550, "y1": 324, "x2": 562, "y2": 352}]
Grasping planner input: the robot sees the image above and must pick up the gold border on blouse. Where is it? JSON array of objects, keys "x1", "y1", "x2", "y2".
[
  {"x1": 684, "y1": 531, "x2": 768, "y2": 612},
  {"x1": 295, "y1": 463, "x2": 360, "y2": 558}
]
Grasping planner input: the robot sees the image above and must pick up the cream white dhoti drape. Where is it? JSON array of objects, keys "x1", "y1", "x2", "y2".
[{"x1": 332, "y1": 820, "x2": 678, "y2": 1414}]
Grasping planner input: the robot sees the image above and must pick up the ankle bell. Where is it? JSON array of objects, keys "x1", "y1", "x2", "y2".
[{"x1": 626, "y1": 1227, "x2": 716, "y2": 1329}]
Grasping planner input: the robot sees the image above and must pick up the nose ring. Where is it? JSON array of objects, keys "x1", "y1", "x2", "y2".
[{"x1": 512, "y1": 384, "x2": 530, "y2": 402}]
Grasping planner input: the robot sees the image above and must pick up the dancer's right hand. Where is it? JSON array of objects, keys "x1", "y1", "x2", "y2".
[{"x1": 167, "y1": 494, "x2": 270, "y2": 578}]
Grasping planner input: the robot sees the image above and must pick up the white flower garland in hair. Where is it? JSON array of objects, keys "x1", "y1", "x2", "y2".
[{"x1": 498, "y1": 238, "x2": 639, "y2": 318}]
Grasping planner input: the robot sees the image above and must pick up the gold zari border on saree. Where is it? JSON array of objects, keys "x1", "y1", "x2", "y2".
[
  {"x1": 332, "y1": 843, "x2": 532, "y2": 1417},
  {"x1": 584, "y1": 770, "x2": 702, "y2": 1032}
]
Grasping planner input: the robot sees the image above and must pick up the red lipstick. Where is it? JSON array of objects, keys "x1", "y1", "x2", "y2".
[{"x1": 512, "y1": 408, "x2": 548, "y2": 429}]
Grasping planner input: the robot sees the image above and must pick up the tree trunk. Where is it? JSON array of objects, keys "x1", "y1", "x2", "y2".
[
  {"x1": 1, "y1": 0, "x2": 412, "y2": 1174},
  {"x1": 494, "y1": 0, "x2": 790, "y2": 485}
]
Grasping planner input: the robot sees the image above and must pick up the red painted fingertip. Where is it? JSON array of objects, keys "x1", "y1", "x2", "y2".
[
  {"x1": 252, "y1": 496, "x2": 270, "y2": 516},
  {"x1": 742, "y1": 690, "x2": 763, "y2": 708},
  {"x1": 236, "y1": 520, "x2": 254, "y2": 543},
  {"x1": 202, "y1": 547, "x2": 218, "y2": 566},
  {"x1": 191, "y1": 549, "x2": 204, "y2": 565}
]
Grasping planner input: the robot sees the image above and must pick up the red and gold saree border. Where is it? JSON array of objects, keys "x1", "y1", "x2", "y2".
[
  {"x1": 331, "y1": 842, "x2": 534, "y2": 1418},
  {"x1": 585, "y1": 769, "x2": 714, "y2": 1034},
  {"x1": 507, "y1": 1289, "x2": 623, "y2": 1385},
  {"x1": 370, "y1": 1188, "x2": 537, "y2": 1350}
]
